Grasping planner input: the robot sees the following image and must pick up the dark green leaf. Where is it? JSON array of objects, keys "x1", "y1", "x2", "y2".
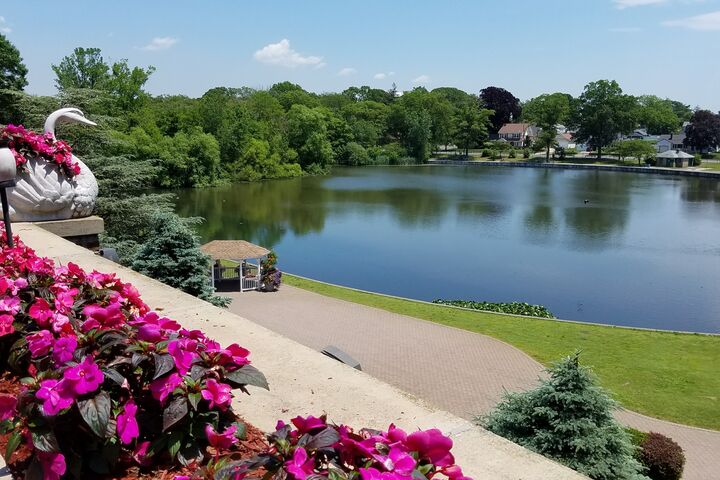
[
  {"x1": 31, "y1": 429, "x2": 60, "y2": 452},
  {"x1": 168, "y1": 430, "x2": 183, "y2": 459},
  {"x1": 131, "y1": 353, "x2": 148, "y2": 368},
  {"x1": 152, "y1": 353, "x2": 175, "y2": 380},
  {"x1": 163, "y1": 396, "x2": 188, "y2": 431},
  {"x1": 178, "y1": 441, "x2": 203, "y2": 466},
  {"x1": 233, "y1": 421, "x2": 247, "y2": 440},
  {"x1": 189, "y1": 364, "x2": 208, "y2": 381},
  {"x1": 224, "y1": 365, "x2": 269, "y2": 390},
  {"x1": 188, "y1": 392, "x2": 201, "y2": 411},
  {"x1": 78, "y1": 391, "x2": 112, "y2": 438},
  {"x1": 103, "y1": 368, "x2": 126, "y2": 386},
  {"x1": 5, "y1": 430, "x2": 22, "y2": 460}
]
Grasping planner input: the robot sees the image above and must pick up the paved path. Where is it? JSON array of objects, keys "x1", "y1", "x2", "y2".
[{"x1": 228, "y1": 286, "x2": 720, "y2": 480}]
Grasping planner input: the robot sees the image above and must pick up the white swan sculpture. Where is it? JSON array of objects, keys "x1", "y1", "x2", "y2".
[{"x1": 2, "y1": 108, "x2": 99, "y2": 222}]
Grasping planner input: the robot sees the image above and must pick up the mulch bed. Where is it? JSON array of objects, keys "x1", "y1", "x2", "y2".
[{"x1": 0, "y1": 373, "x2": 269, "y2": 479}]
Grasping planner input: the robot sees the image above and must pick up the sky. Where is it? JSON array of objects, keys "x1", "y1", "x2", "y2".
[{"x1": 3, "y1": 0, "x2": 720, "y2": 110}]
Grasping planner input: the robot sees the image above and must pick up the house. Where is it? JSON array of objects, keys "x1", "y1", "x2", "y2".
[
  {"x1": 655, "y1": 133, "x2": 687, "y2": 153},
  {"x1": 555, "y1": 132, "x2": 575, "y2": 149},
  {"x1": 498, "y1": 123, "x2": 538, "y2": 147},
  {"x1": 626, "y1": 128, "x2": 649, "y2": 140}
]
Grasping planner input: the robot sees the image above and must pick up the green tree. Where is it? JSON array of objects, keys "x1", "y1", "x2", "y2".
[
  {"x1": 287, "y1": 104, "x2": 334, "y2": 169},
  {"x1": 132, "y1": 212, "x2": 228, "y2": 307},
  {"x1": 523, "y1": 93, "x2": 571, "y2": 161},
  {"x1": 612, "y1": 139, "x2": 657, "y2": 165},
  {"x1": 452, "y1": 103, "x2": 491, "y2": 156},
  {"x1": 637, "y1": 96, "x2": 681, "y2": 135},
  {"x1": 570, "y1": 80, "x2": 638, "y2": 160},
  {"x1": 52, "y1": 47, "x2": 110, "y2": 90},
  {"x1": 106, "y1": 60, "x2": 155, "y2": 111},
  {"x1": 0, "y1": 33, "x2": 29, "y2": 124},
  {"x1": 482, "y1": 353, "x2": 647, "y2": 480}
]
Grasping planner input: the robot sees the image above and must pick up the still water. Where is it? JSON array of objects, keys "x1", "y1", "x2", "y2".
[{"x1": 175, "y1": 166, "x2": 720, "y2": 333}]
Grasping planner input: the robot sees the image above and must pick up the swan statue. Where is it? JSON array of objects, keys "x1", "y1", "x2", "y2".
[{"x1": 1, "y1": 108, "x2": 99, "y2": 222}]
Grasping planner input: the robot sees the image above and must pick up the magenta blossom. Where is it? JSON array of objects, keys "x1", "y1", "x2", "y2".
[
  {"x1": 64, "y1": 356, "x2": 104, "y2": 395},
  {"x1": 150, "y1": 373, "x2": 183, "y2": 403},
  {"x1": 205, "y1": 424, "x2": 238, "y2": 451},
  {"x1": 117, "y1": 400, "x2": 140, "y2": 444},
  {"x1": 52, "y1": 336, "x2": 77, "y2": 366},
  {"x1": 36, "y1": 379, "x2": 74, "y2": 416},
  {"x1": 27, "y1": 330, "x2": 54, "y2": 358},
  {"x1": 133, "y1": 441, "x2": 152, "y2": 466},
  {"x1": 53, "y1": 287, "x2": 78, "y2": 314},
  {"x1": 406, "y1": 429, "x2": 454, "y2": 467},
  {"x1": 81, "y1": 302, "x2": 125, "y2": 331},
  {"x1": 29, "y1": 298, "x2": 53, "y2": 326},
  {"x1": 37, "y1": 451, "x2": 66, "y2": 480},
  {"x1": 201, "y1": 379, "x2": 232, "y2": 410},
  {"x1": 386, "y1": 424, "x2": 407, "y2": 444},
  {"x1": 285, "y1": 447, "x2": 314, "y2": 480},
  {"x1": 0, "y1": 295, "x2": 20, "y2": 314},
  {"x1": 386, "y1": 447, "x2": 416, "y2": 475},
  {"x1": 0, "y1": 314, "x2": 14, "y2": 337},
  {"x1": 0, "y1": 393, "x2": 17, "y2": 420},
  {"x1": 168, "y1": 339, "x2": 199, "y2": 375},
  {"x1": 291, "y1": 415, "x2": 327, "y2": 434}
]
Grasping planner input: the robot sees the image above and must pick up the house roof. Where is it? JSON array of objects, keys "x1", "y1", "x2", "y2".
[
  {"x1": 201, "y1": 240, "x2": 270, "y2": 260},
  {"x1": 657, "y1": 133, "x2": 686, "y2": 144},
  {"x1": 656, "y1": 149, "x2": 694, "y2": 159},
  {"x1": 498, "y1": 123, "x2": 531, "y2": 135}
]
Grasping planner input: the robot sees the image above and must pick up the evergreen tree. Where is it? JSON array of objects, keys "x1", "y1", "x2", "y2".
[
  {"x1": 132, "y1": 212, "x2": 229, "y2": 307},
  {"x1": 0, "y1": 32, "x2": 29, "y2": 124},
  {"x1": 481, "y1": 353, "x2": 647, "y2": 480}
]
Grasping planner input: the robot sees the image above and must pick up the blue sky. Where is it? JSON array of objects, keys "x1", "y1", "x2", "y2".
[{"x1": 3, "y1": 0, "x2": 720, "y2": 110}]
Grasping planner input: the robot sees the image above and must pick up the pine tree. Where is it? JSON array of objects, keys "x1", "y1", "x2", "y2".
[
  {"x1": 481, "y1": 353, "x2": 647, "y2": 480},
  {"x1": 132, "y1": 212, "x2": 229, "y2": 307}
]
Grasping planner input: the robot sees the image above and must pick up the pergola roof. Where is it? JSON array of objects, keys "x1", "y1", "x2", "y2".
[
  {"x1": 201, "y1": 240, "x2": 270, "y2": 261},
  {"x1": 656, "y1": 149, "x2": 694, "y2": 159}
]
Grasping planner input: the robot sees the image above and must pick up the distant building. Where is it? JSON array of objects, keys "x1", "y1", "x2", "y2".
[
  {"x1": 656, "y1": 149, "x2": 694, "y2": 168},
  {"x1": 498, "y1": 123, "x2": 538, "y2": 147},
  {"x1": 655, "y1": 133, "x2": 687, "y2": 153},
  {"x1": 555, "y1": 132, "x2": 575, "y2": 149}
]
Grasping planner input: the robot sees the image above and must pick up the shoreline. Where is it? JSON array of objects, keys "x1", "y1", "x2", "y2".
[{"x1": 428, "y1": 158, "x2": 720, "y2": 178}]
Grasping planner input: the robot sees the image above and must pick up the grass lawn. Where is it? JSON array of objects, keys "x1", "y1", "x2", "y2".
[
  {"x1": 700, "y1": 161, "x2": 720, "y2": 171},
  {"x1": 283, "y1": 274, "x2": 720, "y2": 431}
]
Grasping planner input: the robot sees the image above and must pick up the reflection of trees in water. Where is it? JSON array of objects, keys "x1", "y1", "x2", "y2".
[
  {"x1": 680, "y1": 178, "x2": 720, "y2": 205},
  {"x1": 456, "y1": 201, "x2": 507, "y2": 221},
  {"x1": 523, "y1": 169, "x2": 556, "y2": 236},
  {"x1": 562, "y1": 171, "x2": 634, "y2": 250}
]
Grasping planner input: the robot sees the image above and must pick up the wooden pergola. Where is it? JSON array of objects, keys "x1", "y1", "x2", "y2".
[{"x1": 201, "y1": 240, "x2": 270, "y2": 292}]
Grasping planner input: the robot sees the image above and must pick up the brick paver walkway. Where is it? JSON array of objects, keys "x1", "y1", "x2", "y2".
[{"x1": 228, "y1": 286, "x2": 719, "y2": 480}]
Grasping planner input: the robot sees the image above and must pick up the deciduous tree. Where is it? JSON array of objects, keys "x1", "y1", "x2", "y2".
[
  {"x1": 479, "y1": 86, "x2": 522, "y2": 134},
  {"x1": 451, "y1": 103, "x2": 491, "y2": 156},
  {"x1": 684, "y1": 110, "x2": 720, "y2": 152},
  {"x1": 52, "y1": 47, "x2": 110, "y2": 90},
  {"x1": 0, "y1": 33, "x2": 29, "y2": 124},
  {"x1": 637, "y1": 95, "x2": 681, "y2": 135},
  {"x1": 612, "y1": 139, "x2": 657, "y2": 165},
  {"x1": 523, "y1": 93, "x2": 571, "y2": 160}
]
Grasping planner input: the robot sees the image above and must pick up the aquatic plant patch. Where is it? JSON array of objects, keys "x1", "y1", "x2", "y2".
[{"x1": 432, "y1": 299, "x2": 555, "y2": 318}]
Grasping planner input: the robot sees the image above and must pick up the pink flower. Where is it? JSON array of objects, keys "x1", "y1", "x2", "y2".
[
  {"x1": 82, "y1": 302, "x2": 125, "y2": 331},
  {"x1": 29, "y1": 298, "x2": 53, "y2": 326},
  {"x1": 0, "y1": 295, "x2": 20, "y2": 314},
  {"x1": 201, "y1": 379, "x2": 232, "y2": 410},
  {"x1": 405, "y1": 429, "x2": 454, "y2": 467},
  {"x1": 168, "y1": 339, "x2": 199, "y2": 375},
  {"x1": 150, "y1": 373, "x2": 182, "y2": 403},
  {"x1": 64, "y1": 356, "x2": 104, "y2": 395},
  {"x1": 52, "y1": 336, "x2": 77, "y2": 366},
  {"x1": 291, "y1": 415, "x2": 327, "y2": 434},
  {"x1": 117, "y1": 400, "x2": 140, "y2": 444},
  {"x1": 442, "y1": 465, "x2": 471, "y2": 480},
  {"x1": 53, "y1": 288, "x2": 78, "y2": 314},
  {"x1": 27, "y1": 330, "x2": 54, "y2": 358},
  {"x1": 387, "y1": 447, "x2": 416, "y2": 475},
  {"x1": 205, "y1": 424, "x2": 238, "y2": 451},
  {"x1": 36, "y1": 379, "x2": 74, "y2": 416},
  {"x1": 37, "y1": 451, "x2": 66, "y2": 480},
  {"x1": 0, "y1": 314, "x2": 14, "y2": 337},
  {"x1": 0, "y1": 393, "x2": 17, "y2": 420},
  {"x1": 285, "y1": 447, "x2": 314, "y2": 480}
]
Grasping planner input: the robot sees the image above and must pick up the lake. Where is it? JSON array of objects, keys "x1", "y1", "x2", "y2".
[{"x1": 174, "y1": 166, "x2": 720, "y2": 333}]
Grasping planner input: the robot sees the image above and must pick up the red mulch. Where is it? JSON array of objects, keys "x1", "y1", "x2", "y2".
[{"x1": 0, "y1": 373, "x2": 269, "y2": 479}]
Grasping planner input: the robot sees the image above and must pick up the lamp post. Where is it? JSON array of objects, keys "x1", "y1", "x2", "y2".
[{"x1": 0, "y1": 147, "x2": 16, "y2": 247}]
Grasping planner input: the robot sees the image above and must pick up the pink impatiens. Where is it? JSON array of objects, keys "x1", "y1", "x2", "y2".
[
  {"x1": 205, "y1": 424, "x2": 238, "y2": 451},
  {"x1": 35, "y1": 379, "x2": 74, "y2": 416},
  {"x1": 117, "y1": 400, "x2": 140, "y2": 444},
  {"x1": 64, "y1": 356, "x2": 104, "y2": 395},
  {"x1": 201, "y1": 379, "x2": 232, "y2": 410}
]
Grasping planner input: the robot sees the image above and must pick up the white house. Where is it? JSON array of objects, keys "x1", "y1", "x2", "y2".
[{"x1": 498, "y1": 123, "x2": 538, "y2": 147}]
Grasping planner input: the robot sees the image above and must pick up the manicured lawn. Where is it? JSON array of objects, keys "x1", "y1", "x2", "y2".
[
  {"x1": 284, "y1": 274, "x2": 720, "y2": 431},
  {"x1": 700, "y1": 161, "x2": 720, "y2": 171}
]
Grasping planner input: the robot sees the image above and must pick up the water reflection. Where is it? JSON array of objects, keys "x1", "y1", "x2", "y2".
[{"x1": 173, "y1": 166, "x2": 720, "y2": 332}]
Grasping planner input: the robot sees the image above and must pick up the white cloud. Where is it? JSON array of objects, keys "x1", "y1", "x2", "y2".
[
  {"x1": 374, "y1": 71, "x2": 395, "y2": 80},
  {"x1": 609, "y1": 26, "x2": 642, "y2": 32},
  {"x1": 663, "y1": 10, "x2": 720, "y2": 30},
  {"x1": 141, "y1": 37, "x2": 179, "y2": 51},
  {"x1": 253, "y1": 39, "x2": 324, "y2": 68},
  {"x1": 0, "y1": 16, "x2": 11, "y2": 34},
  {"x1": 613, "y1": 0, "x2": 666, "y2": 9},
  {"x1": 337, "y1": 67, "x2": 357, "y2": 76},
  {"x1": 412, "y1": 74, "x2": 430, "y2": 84}
]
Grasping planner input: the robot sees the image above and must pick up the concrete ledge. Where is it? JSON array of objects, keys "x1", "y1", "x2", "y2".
[
  {"x1": 6, "y1": 224, "x2": 586, "y2": 480},
  {"x1": 30, "y1": 216, "x2": 104, "y2": 250}
]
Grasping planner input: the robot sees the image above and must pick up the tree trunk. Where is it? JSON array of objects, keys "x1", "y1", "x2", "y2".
[
  {"x1": 597, "y1": 146, "x2": 602, "y2": 161},
  {"x1": 546, "y1": 146, "x2": 550, "y2": 162}
]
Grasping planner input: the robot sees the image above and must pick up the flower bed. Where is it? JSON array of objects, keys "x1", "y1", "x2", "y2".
[
  {"x1": 0, "y1": 236, "x2": 473, "y2": 480},
  {"x1": 0, "y1": 125, "x2": 80, "y2": 178}
]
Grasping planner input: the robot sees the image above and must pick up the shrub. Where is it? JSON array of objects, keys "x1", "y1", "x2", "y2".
[
  {"x1": 193, "y1": 415, "x2": 474, "y2": 480},
  {"x1": 481, "y1": 353, "x2": 646, "y2": 480},
  {"x1": 523, "y1": 148, "x2": 530, "y2": 159},
  {"x1": 132, "y1": 212, "x2": 229, "y2": 307},
  {"x1": 638, "y1": 432, "x2": 685, "y2": 480},
  {"x1": 693, "y1": 155, "x2": 701, "y2": 166},
  {"x1": 432, "y1": 299, "x2": 555, "y2": 318},
  {"x1": 508, "y1": 148, "x2": 516, "y2": 159},
  {"x1": 0, "y1": 237, "x2": 268, "y2": 478},
  {"x1": 344, "y1": 141, "x2": 371, "y2": 166},
  {"x1": 481, "y1": 149, "x2": 491, "y2": 158}
]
